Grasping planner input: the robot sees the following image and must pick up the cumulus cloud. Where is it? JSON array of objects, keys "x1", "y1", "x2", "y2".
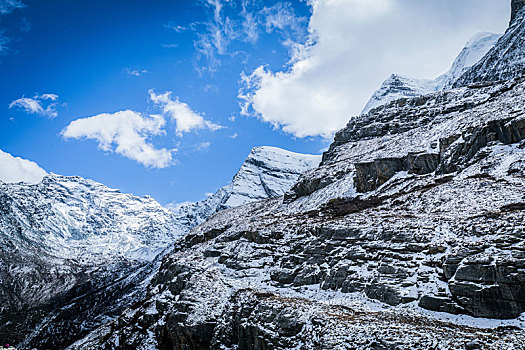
[
  {"x1": 0, "y1": 149, "x2": 47, "y2": 184},
  {"x1": 62, "y1": 110, "x2": 174, "y2": 169},
  {"x1": 9, "y1": 93, "x2": 61, "y2": 118},
  {"x1": 149, "y1": 90, "x2": 223, "y2": 135},
  {"x1": 239, "y1": 0, "x2": 510, "y2": 138}
]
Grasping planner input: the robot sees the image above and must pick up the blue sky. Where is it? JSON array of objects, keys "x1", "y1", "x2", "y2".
[{"x1": 0, "y1": 0, "x2": 510, "y2": 206}]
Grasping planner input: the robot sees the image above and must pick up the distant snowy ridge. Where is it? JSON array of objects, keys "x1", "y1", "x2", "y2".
[
  {"x1": 362, "y1": 32, "x2": 501, "y2": 114},
  {"x1": 175, "y1": 146, "x2": 321, "y2": 227},
  {"x1": 1, "y1": 173, "x2": 183, "y2": 262}
]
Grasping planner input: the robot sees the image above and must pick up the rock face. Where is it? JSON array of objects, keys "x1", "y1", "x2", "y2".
[
  {"x1": 362, "y1": 32, "x2": 501, "y2": 114},
  {"x1": 73, "y1": 62, "x2": 525, "y2": 350},
  {"x1": 454, "y1": 6, "x2": 525, "y2": 87},
  {"x1": 512, "y1": 0, "x2": 525, "y2": 22}
]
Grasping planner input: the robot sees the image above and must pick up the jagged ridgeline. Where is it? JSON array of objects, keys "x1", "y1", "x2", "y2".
[{"x1": 68, "y1": 2, "x2": 525, "y2": 350}]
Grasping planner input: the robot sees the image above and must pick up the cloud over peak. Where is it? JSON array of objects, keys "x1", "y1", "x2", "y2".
[{"x1": 239, "y1": 0, "x2": 509, "y2": 138}]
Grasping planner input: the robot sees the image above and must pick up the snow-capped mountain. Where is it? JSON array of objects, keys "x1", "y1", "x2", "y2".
[
  {"x1": 361, "y1": 74, "x2": 437, "y2": 115},
  {"x1": 72, "y1": 2, "x2": 525, "y2": 349},
  {"x1": 0, "y1": 174, "x2": 183, "y2": 348},
  {"x1": 175, "y1": 146, "x2": 321, "y2": 228},
  {"x1": 362, "y1": 32, "x2": 501, "y2": 114},
  {"x1": 454, "y1": 2, "x2": 525, "y2": 87},
  {"x1": 435, "y1": 32, "x2": 502, "y2": 90},
  {"x1": 1, "y1": 174, "x2": 184, "y2": 262},
  {"x1": 0, "y1": 146, "x2": 320, "y2": 349}
]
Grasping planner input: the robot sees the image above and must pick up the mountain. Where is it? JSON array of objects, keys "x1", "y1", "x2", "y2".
[
  {"x1": 0, "y1": 174, "x2": 183, "y2": 349},
  {"x1": 454, "y1": 3, "x2": 525, "y2": 87},
  {"x1": 362, "y1": 32, "x2": 501, "y2": 114},
  {"x1": 361, "y1": 74, "x2": 436, "y2": 115},
  {"x1": 175, "y1": 146, "x2": 321, "y2": 228},
  {"x1": 72, "y1": 3, "x2": 525, "y2": 348},
  {"x1": 0, "y1": 146, "x2": 320, "y2": 349}
]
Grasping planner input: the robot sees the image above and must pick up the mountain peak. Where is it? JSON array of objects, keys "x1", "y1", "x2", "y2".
[
  {"x1": 362, "y1": 32, "x2": 500, "y2": 114},
  {"x1": 175, "y1": 146, "x2": 320, "y2": 225},
  {"x1": 453, "y1": 3, "x2": 525, "y2": 87}
]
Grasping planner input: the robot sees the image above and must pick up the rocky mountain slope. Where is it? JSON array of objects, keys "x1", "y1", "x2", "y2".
[
  {"x1": 362, "y1": 32, "x2": 501, "y2": 114},
  {"x1": 71, "y1": 3, "x2": 525, "y2": 349},
  {"x1": 0, "y1": 146, "x2": 319, "y2": 349}
]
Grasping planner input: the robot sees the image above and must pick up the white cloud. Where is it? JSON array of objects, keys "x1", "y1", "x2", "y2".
[
  {"x1": 9, "y1": 93, "x2": 61, "y2": 118},
  {"x1": 123, "y1": 68, "x2": 148, "y2": 77},
  {"x1": 40, "y1": 93, "x2": 58, "y2": 101},
  {"x1": 149, "y1": 89, "x2": 223, "y2": 135},
  {"x1": 0, "y1": 149, "x2": 47, "y2": 184},
  {"x1": 189, "y1": 0, "x2": 307, "y2": 74},
  {"x1": 62, "y1": 110, "x2": 174, "y2": 169},
  {"x1": 260, "y1": 2, "x2": 307, "y2": 37},
  {"x1": 239, "y1": 0, "x2": 510, "y2": 138}
]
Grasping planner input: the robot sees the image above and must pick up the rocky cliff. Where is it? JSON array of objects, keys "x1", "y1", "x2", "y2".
[
  {"x1": 71, "y1": 76, "x2": 525, "y2": 350},
  {"x1": 512, "y1": 0, "x2": 525, "y2": 23},
  {"x1": 68, "y1": 4, "x2": 525, "y2": 348}
]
